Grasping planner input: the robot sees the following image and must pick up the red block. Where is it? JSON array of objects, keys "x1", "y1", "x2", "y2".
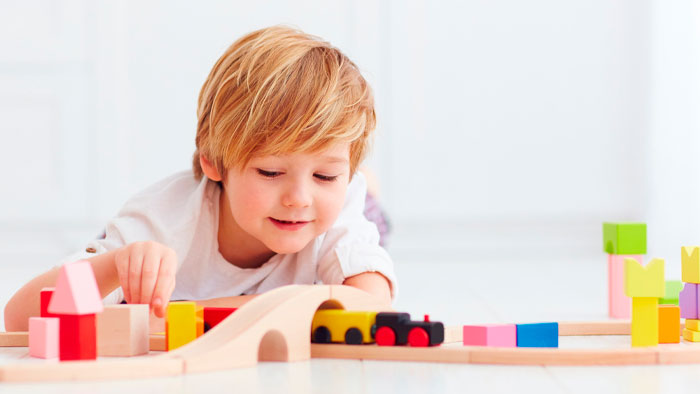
[
  {"x1": 40, "y1": 288, "x2": 57, "y2": 318},
  {"x1": 58, "y1": 314, "x2": 97, "y2": 361},
  {"x1": 203, "y1": 307, "x2": 237, "y2": 331}
]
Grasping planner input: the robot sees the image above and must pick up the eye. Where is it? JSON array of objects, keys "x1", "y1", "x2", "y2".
[
  {"x1": 314, "y1": 173, "x2": 338, "y2": 182},
  {"x1": 257, "y1": 169, "x2": 282, "y2": 178}
]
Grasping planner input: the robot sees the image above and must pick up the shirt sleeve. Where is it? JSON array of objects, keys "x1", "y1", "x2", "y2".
[{"x1": 315, "y1": 172, "x2": 398, "y2": 300}]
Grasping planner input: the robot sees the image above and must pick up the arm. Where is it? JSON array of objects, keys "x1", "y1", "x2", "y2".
[
  {"x1": 3, "y1": 250, "x2": 121, "y2": 332},
  {"x1": 343, "y1": 271, "x2": 392, "y2": 307}
]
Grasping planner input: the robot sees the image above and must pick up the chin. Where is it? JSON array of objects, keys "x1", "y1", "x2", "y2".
[{"x1": 267, "y1": 240, "x2": 309, "y2": 255}]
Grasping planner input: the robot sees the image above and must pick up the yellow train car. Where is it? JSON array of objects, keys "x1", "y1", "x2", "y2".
[{"x1": 311, "y1": 310, "x2": 378, "y2": 344}]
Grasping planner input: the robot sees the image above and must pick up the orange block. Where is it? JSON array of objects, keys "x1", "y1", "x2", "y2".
[{"x1": 658, "y1": 304, "x2": 681, "y2": 344}]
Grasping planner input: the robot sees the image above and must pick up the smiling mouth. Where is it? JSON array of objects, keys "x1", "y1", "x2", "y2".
[{"x1": 270, "y1": 218, "x2": 310, "y2": 224}]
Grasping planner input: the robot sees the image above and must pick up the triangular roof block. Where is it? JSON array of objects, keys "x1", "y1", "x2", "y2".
[{"x1": 48, "y1": 260, "x2": 104, "y2": 315}]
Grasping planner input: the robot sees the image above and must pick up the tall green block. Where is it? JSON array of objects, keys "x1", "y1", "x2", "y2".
[
  {"x1": 660, "y1": 280, "x2": 683, "y2": 305},
  {"x1": 603, "y1": 222, "x2": 646, "y2": 255}
]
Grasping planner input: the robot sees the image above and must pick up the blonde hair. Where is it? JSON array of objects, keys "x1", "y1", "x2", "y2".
[{"x1": 193, "y1": 26, "x2": 376, "y2": 181}]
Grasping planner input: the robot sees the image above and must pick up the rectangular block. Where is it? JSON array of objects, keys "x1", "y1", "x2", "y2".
[
  {"x1": 28, "y1": 317, "x2": 59, "y2": 359},
  {"x1": 97, "y1": 304, "x2": 149, "y2": 357},
  {"x1": 203, "y1": 307, "x2": 237, "y2": 331},
  {"x1": 40, "y1": 288, "x2": 57, "y2": 318},
  {"x1": 658, "y1": 305, "x2": 680, "y2": 344},
  {"x1": 679, "y1": 283, "x2": 698, "y2": 319},
  {"x1": 687, "y1": 319, "x2": 700, "y2": 331},
  {"x1": 682, "y1": 246, "x2": 700, "y2": 283},
  {"x1": 196, "y1": 305, "x2": 204, "y2": 338},
  {"x1": 166, "y1": 302, "x2": 197, "y2": 351},
  {"x1": 516, "y1": 323, "x2": 558, "y2": 348},
  {"x1": 59, "y1": 314, "x2": 97, "y2": 361},
  {"x1": 624, "y1": 258, "x2": 665, "y2": 298},
  {"x1": 660, "y1": 280, "x2": 683, "y2": 305},
  {"x1": 609, "y1": 255, "x2": 639, "y2": 318},
  {"x1": 683, "y1": 328, "x2": 700, "y2": 342},
  {"x1": 463, "y1": 324, "x2": 516, "y2": 347},
  {"x1": 631, "y1": 297, "x2": 658, "y2": 347},
  {"x1": 603, "y1": 222, "x2": 646, "y2": 255}
]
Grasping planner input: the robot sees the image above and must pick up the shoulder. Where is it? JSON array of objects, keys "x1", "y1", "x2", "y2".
[{"x1": 119, "y1": 170, "x2": 215, "y2": 213}]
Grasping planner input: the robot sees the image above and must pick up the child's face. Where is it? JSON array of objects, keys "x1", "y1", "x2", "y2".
[{"x1": 222, "y1": 142, "x2": 351, "y2": 254}]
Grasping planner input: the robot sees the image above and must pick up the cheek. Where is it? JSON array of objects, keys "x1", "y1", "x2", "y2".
[
  {"x1": 228, "y1": 183, "x2": 272, "y2": 222},
  {"x1": 316, "y1": 184, "x2": 348, "y2": 227}
]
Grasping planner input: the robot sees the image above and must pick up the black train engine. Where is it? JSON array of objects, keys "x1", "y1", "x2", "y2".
[{"x1": 374, "y1": 312, "x2": 444, "y2": 347}]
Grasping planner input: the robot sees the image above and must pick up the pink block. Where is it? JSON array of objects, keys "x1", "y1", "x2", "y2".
[
  {"x1": 463, "y1": 324, "x2": 516, "y2": 347},
  {"x1": 48, "y1": 260, "x2": 104, "y2": 315},
  {"x1": 680, "y1": 282, "x2": 698, "y2": 319},
  {"x1": 608, "y1": 254, "x2": 641, "y2": 319},
  {"x1": 29, "y1": 317, "x2": 59, "y2": 359}
]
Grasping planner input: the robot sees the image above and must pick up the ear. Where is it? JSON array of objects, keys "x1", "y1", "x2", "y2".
[{"x1": 199, "y1": 154, "x2": 223, "y2": 182}]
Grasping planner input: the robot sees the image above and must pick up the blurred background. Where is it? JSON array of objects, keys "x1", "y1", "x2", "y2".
[{"x1": 1, "y1": 0, "x2": 699, "y2": 297}]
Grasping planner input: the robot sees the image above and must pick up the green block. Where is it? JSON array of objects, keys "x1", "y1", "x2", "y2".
[
  {"x1": 603, "y1": 222, "x2": 646, "y2": 254},
  {"x1": 660, "y1": 280, "x2": 683, "y2": 305}
]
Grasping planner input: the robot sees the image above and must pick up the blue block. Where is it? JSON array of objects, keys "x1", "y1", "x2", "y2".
[{"x1": 516, "y1": 322, "x2": 558, "y2": 348}]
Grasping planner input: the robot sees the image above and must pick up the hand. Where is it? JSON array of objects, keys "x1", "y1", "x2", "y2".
[{"x1": 114, "y1": 241, "x2": 177, "y2": 318}]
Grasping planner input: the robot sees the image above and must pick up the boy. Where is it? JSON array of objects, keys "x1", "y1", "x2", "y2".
[{"x1": 4, "y1": 26, "x2": 395, "y2": 331}]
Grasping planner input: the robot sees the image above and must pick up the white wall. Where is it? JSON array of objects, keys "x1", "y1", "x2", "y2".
[{"x1": 1, "y1": 0, "x2": 696, "y2": 267}]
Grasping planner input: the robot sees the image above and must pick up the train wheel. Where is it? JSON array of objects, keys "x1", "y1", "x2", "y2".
[
  {"x1": 313, "y1": 326, "x2": 332, "y2": 343},
  {"x1": 408, "y1": 327, "x2": 430, "y2": 347},
  {"x1": 345, "y1": 328, "x2": 363, "y2": 345},
  {"x1": 375, "y1": 326, "x2": 396, "y2": 346}
]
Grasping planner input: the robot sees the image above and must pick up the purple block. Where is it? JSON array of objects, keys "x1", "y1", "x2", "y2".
[
  {"x1": 463, "y1": 324, "x2": 516, "y2": 347},
  {"x1": 680, "y1": 282, "x2": 698, "y2": 319}
]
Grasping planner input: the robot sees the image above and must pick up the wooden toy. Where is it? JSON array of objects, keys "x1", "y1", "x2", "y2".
[
  {"x1": 28, "y1": 317, "x2": 59, "y2": 359},
  {"x1": 47, "y1": 260, "x2": 104, "y2": 361},
  {"x1": 96, "y1": 304, "x2": 149, "y2": 357},
  {"x1": 311, "y1": 310, "x2": 378, "y2": 344},
  {"x1": 660, "y1": 280, "x2": 683, "y2": 305},
  {"x1": 0, "y1": 332, "x2": 28, "y2": 347},
  {"x1": 682, "y1": 246, "x2": 700, "y2": 283},
  {"x1": 603, "y1": 222, "x2": 646, "y2": 255},
  {"x1": 166, "y1": 302, "x2": 197, "y2": 351},
  {"x1": 631, "y1": 297, "x2": 658, "y2": 347},
  {"x1": 686, "y1": 319, "x2": 700, "y2": 331},
  {"x1": 624, "y1": 258, "x2": 665, "y2": 298},
  {"x1": 679, "y1": 282, "x2": 698, "y2": 319},
  {"x1": 375, "y1": 313, "x2": 444, "y2": 347},
  {"x1": 608, "y1": 254, "x2": 640, "y2": 318},
  {"x1": 658, "y1": 305, "x2": 680, "y2": 344},
  {"x1": 196, "y1": 306, "x2": 204, "y2": 338},
  {"x1": 203, "y1": 307, "x2": 237, "y2": 332},
  {"x1": 683, "y1": 328, "x2": 700, "y2": 342},
  {"x1": 515, "y1": 322, "x2": 558, "y2": 348},
  {"x1": 40, "y1": 288, "x2": 57, "y2": 318},
  {"x1": 463, "y1": 324, "x2": 516, "y2": 347}
]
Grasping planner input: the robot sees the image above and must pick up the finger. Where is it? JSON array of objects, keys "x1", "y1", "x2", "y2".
[
  {"x1": 128, "y1": 245, "x2": 145, "y2": 304},
  {"x1": 115, "y1": 250, "x2": 131, "y2": 304},
  {"x1": 139, "y1": 247, "x2": 161, "y2": 308},
  {"x1": 152, "y1": 254, "x2": 176, "y2": 318}
]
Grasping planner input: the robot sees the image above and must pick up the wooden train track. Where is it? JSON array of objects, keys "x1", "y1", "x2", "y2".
[{"x1": 1, "y1": 285, "x2": 699, "y2": 382}]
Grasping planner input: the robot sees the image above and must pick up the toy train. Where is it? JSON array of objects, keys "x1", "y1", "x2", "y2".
[{"x1": 311, "y1": 310, "x2": 444, "y2": 347}]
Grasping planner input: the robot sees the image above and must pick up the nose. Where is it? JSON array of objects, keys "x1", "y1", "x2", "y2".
[{"x1": 281, "y1": 179, "x2": 312, "y2": 208}]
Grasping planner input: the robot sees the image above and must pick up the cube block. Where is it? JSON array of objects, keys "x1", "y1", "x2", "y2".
[
  {"x1": 97, "y1": 304, "x2": 149, "y2": 357},
  {"x1": 658, "y1": 305, "x2": 680, "y2": 344},
  {"x1": 603, "y1": 222, "x2": 646, "y2": 255},
  {"x1": 203, "y1": 307, "x2": 237, "y2": 332},
  {"x1": 28, "y1": 317, "x2": 59, "y2": 359},
  {"x1": 463, "y1": 324, "x2": 516, "y2": 347},
  {"x1": 624, "y1": 258, "x2": 665, "y2": 298},
  {"x1": 631, "y1": 297, "x2": 658, "y2": 347},
  {"x1": 608, "y1": 254, "x2": 639, "y2": 318},
  {"x1": 516, "y1": 323, "x2": 558, "y2": 348},
  {"x1": 660, "y1": 280, "x2": 683, "y2": 305},
  {"x1": 166, "y1": 302, "x2": 197, "y2": 351},
  {"x1": 59, "y1": 314, "x2": 97, "y2": 361},
  {"x1": 682, "y1": 246, "x2": 700, "y2": 284},
  {"x1": 40, "y1": 288, "x2": 57, "y2": 318},
  {"x1": 679, "y1": 283, "x2": 698, "y2": 319}
]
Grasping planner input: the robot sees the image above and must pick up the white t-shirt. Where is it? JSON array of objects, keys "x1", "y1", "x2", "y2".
[{"x1": 61, "y1": 170, "x2": 397, "y2": 304}]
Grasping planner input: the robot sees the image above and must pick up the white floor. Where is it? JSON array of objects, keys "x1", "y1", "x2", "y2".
[{"x1": 2, "y1": 231, "x2": 700, "y2": 393}]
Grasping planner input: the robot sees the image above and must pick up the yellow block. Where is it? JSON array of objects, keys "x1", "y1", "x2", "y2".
[
  {"x1": 683, "y1": 328, "x2": 700, "y2": 342},
  {"x1": 682, "y1": 246, "x2": 700, "y2": 284},
  {"x1": 624, "y1": 258, "x2": 665, "y2": 298},
  {"x1": 196, "y1": 305, "x2": 204, "y2": 337},
  {"x1": 631, "y1": 297, "x2": 658, "y2": 347},
  {"x1": 166, "y1": 302, "x2": 197, "y2": 351},
  {"x1": 687, "y1": 319, "x2": 700, "y2": 331},
  {"x1": 311, "y1": 310, "x2": 378, "y2": 344}
]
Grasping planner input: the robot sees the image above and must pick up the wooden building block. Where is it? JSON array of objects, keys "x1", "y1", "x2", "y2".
[
  {"x1": 683, "y1": 328, "x2": 700, "y2": 342},
  {"x1": 28, "y1": 317, "x2": 59, "y2": 359},
  {"x1": 48, "y1": 260, "x2": 104, "y2": 316},
  {"x1": 624, "y1": 258, "x2": 665, "y2": 298},
  {"x1": 516, "y1": 323, "x2": 558, "y2": 348},
  {"x1": 679, "y1": 283, "x2": 698, "y2": 319},
  {"x1": 603, "y1": 222, "x2": 646, "y2": 255},
  {"x1": 682, "y1": 246, "x2": 700, "y2": 284},
  {"x1": 686, "y1": 319, "x2": 700, "y2": 331},
  {"x1": 166, "y1": 302, "x2": 197, "y2": 351},
  {"x1": 608, "y1": 254, "x2": 639, "y2": 318},
  {"x1": 660, "y1": 280, "x2": 683, "y2": 305},
  {"x1": 0, "y1": 332, "x2": 29, "y2": 347},
  {"x1": 40, "y1": 288, "x2": 57, "y2": 318},
  {"x1": 97, "y1": 304, "x2": 149, "y2": 357},
  {"x1": 463, "y1": 324, "x2": 516, "y2": 347},
  {"x1": 658, "y1": 305, "x2": 680, "y2": 344},
  {"x1": 59, "y1": 314, "x2": 97, "y2": 361},
  {"x1": 196, "y1": 306, "x2": 204, "y2": 338},
  {"x1": 631, "y1": 297, "x2": 658, "y2": 347},
  {"x1": 203, "y1": 307, "x2": 237, "y2": 332}
]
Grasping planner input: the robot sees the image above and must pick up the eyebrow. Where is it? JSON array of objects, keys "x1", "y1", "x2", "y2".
[{"x1": 320, "y1": 156, "x2": 349, "y2": 164}]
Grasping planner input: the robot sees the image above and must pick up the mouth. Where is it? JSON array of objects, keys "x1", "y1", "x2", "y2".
[{"x1": 269, "y1": 217, "x2": 311, "y2": 231}]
